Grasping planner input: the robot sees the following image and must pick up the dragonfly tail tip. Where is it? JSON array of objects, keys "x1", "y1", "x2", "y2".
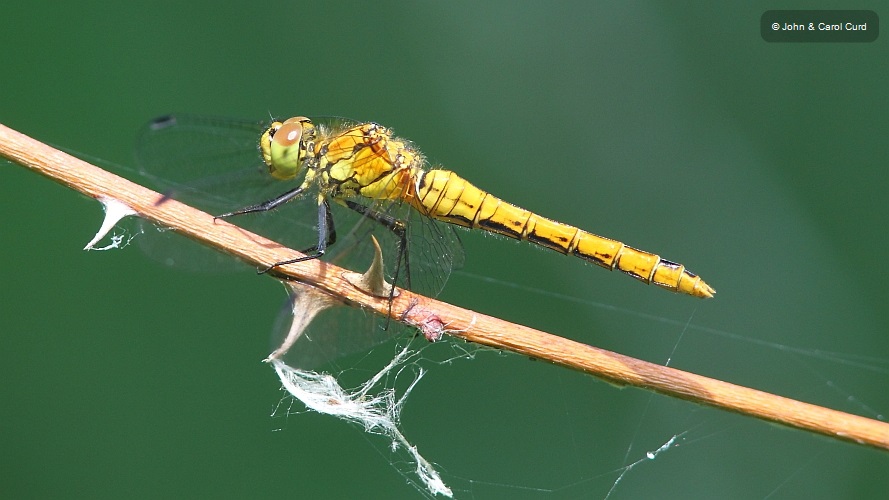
[{"x1": 697, "y1": 281, "x2": 716, "y2": 298}]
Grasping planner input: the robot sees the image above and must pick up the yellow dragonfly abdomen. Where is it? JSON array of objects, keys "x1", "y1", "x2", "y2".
[{"x1": 409, "y1": 169, "x2": 715, "y2": 298}]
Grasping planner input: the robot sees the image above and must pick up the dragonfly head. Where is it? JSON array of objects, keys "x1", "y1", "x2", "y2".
[{"x1": 260, "y1": 116, "x2": 315, "y2": 180}]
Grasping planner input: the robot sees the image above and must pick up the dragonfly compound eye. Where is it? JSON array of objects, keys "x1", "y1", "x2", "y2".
[
  {"x1": 260, "y1": 121, "x2": 282, "y2": 167},
  {"x1": 274, "y1": 121, "x2": 303, "y2": 147},
  {"x1": 267, "y1": 121, "x2": 305, "y2": 180}
]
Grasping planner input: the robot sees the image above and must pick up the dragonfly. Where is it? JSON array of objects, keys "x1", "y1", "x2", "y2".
[
  {"x1": 236, "y1": 115, "x2": 713, "y2": 298},
  {"x1": 136, "y1": 114, "x2": 713, "y2": 364}
]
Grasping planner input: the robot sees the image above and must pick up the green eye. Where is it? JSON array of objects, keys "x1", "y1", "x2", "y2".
[{"x1": 267, "y1": 121, "x2": 304, "y2": 180}]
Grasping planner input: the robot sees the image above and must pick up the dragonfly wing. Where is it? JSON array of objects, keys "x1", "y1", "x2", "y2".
[
  {"x1": 329, "y1": 195, "x2": 465, "y2": 300},
  {"x1": 134, "y1": 114, "x2": 322, "y2": 266},
  {"x1": 404, "y1": 207, "x2": 464, "y2": 297},
  {"x1": 271, "y1": 284, "x2": 397, "y2": 370},
  {"x1": 136, "y1": 114, "x2": 278, "y2": 211}
]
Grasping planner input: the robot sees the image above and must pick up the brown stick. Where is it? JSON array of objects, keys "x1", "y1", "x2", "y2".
[{"x1": 3, "y1": 122, "x2": 887, "y2": 451}]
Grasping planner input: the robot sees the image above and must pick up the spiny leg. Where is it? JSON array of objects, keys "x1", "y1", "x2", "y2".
[
  {"x1": 212, "y1": 185, "x2": 334, "y2": 273},
  {"x1": 259, "y1": 198, "x2": 336, "y2": 274},
  {"x1": 216, "y1": 185, "x2": 306, "y2": 219}
]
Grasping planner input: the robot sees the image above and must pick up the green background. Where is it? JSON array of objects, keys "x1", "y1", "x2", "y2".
[{"x1": 3, "y1": 2, "x2": 888, "y2": 498}]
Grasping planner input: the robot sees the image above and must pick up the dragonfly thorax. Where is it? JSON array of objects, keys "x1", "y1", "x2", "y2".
[{"x1": 261, "y1": 116, "x2": 316, "y2": 181}]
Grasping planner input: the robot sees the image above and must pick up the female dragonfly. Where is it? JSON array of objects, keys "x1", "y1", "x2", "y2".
[{"x1": 136, "y1": 114, "x2": 714, "y2": 365}]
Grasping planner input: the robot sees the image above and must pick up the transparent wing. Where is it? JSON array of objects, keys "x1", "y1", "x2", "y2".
[
  {"x1": 356, "y1": 196, "x2": 464, "y2": 298},
  {"x1": 271, "y1": 284, "x2": 398, "y2": 371},
  {"x1": 134, "y1": 114, "x2": 321, "y2": 262},
  {"x1": 136, "y1": 114, "x2": 273, "y2": 211}
]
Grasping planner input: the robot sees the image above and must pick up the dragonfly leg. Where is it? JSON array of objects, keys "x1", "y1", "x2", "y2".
[
  {"x1": 342, "y1": 200, "x2": 410, "y2": 325},
  {"x1": 342, "y1": 200, "x2": 410, "y2": 290},
  {"x1": 258, "y1": 199, "x2": 336, "y2": 274},
  {"x1": 216, "y1": 185, "x2": 306, "y2": 219},
  {"x1": 298, "y1": 198, "x2": 337, "y2": 255}
]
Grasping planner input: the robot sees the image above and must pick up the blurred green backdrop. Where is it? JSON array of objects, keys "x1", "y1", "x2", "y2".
[{"x1": 3, "y1": 1, "x2": 888, "y2": 498}]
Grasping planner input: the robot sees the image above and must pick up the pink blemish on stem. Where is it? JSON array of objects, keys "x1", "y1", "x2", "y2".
[
  {"x1": 417, "y1": 314, "x2": 445, "y2": 342},
  {"x1": 401, "y1": 299, "x2": 447, "y2": 342}
]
